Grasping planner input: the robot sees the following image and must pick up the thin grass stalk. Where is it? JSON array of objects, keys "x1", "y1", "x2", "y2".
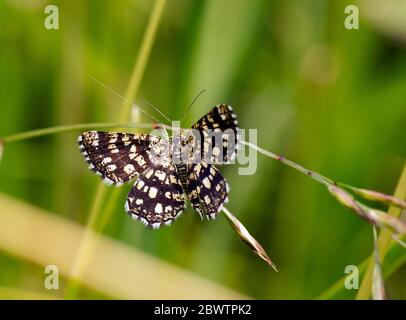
[
  {"x1": 94, "y1": 0, "x2": 169, "y2": 228},
  {"x1": 0, "y1": 123, "x2": 163, "y2": 144},
  {"x1": 242, "y1": 140, "x2": 332, "y2": 186},
  {"x1": 0, "y1": 140, "x2": 3, "y2": 163},
  {"x1": 97, "y1": 189, "x2": 122, "y2": 232},
  {"x1": 63, "y1": 183, "x2": 107, "y2": 298},
  {"x1": 117, "y1": 0, "x2": 167, "y2": 122},
  {"x1": 371, "y1": 227, "x2": 385, "y2": 300},
  {"x1": 243, "y1": 140, "x2": 406, "y2": 207},
  {"x1": 245, "y1": 140, "x2": 406, "y2": 234},
  {"x1": 64, "y1": 0, "x2": 167, "y2": 299},
  {"x1": 392, "y1": 235, "x2": 406, "y2": 249}
]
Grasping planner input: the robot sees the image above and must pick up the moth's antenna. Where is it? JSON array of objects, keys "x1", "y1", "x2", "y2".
[
  {"x1": 180, "y1": 90, "x2": 206, "y2": 124},
  {"x1": 90, "y1": 76, "x2": 163, "y2": 124},
  {"x1": 141, "y1": 99, "x2": 172, "y2": 124}
]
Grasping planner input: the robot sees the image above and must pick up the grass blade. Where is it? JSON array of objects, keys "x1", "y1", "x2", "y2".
[
  {"x1": 64, "y1": 0, "x2": 168, "y2": 299},
  {"x1": 356, "y1": 163, "x2": 406, "y2": 299}
]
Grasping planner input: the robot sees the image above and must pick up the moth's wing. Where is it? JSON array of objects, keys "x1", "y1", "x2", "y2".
[
  {"x1": 187, "y1": 162, "x2": 229, "y2": 220},
  {"x1": 78, "y1": 131, "x2": 160, "y2": 186},
  {"x1": 191, "y1": 104, "x2": 240, "y2": 165},
  {"x1": 125, "y1": 164, "x2": 186, "y2": 228}
]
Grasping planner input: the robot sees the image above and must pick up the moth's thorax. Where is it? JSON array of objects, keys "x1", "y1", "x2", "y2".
[
  {"x1": 147, "y1": 129, "x2": 201, "y2": 168},
  {"x1": 175, "y1": 163, "x2": 190, "y2": 191},
  {"x1": 173, "y1": 129, "x2": 200, "y2": 163}
]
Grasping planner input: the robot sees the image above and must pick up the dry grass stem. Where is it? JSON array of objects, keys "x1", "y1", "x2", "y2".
[
  {"x1": 222, "y1": 207, "x2": 278, "y2": 271},
  {"x1": 350, "y1": 187, "x2": 406, "y2": 209},
  {"x1": 328, "y1": 185, "x2": 406, "y2": 235}
]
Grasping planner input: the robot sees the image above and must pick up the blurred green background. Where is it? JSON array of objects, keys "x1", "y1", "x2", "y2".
[{"x1": 0, "y1": 0, "x2": 405, "y2": 299}]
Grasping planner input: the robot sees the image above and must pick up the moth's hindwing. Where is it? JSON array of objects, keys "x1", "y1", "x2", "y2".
[
  {"x1": 125, "y1": 164, "x2": 186, "y2": 229},
  {"x1": 187, "y1": 162, "x2": 229, "y2": 220}
]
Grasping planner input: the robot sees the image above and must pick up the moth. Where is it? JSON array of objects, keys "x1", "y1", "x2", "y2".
[{"x1": 78, "y1": 104, "x2": 240, "y2": 229}]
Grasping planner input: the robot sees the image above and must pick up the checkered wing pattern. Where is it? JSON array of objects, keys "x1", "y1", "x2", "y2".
[
  {"x1": 125, "y1": 164, "x2": 186, "y2": 228},
  {"x1": 78, "y1": 131, "x2": 159, "y2": 186},
  {"x1": 191, "y1": 104, "x2": 239, "y2": 165},
  {"x1": 187, "y1": 162, "x2": 229, "y2": 220},
  {"x1": 78, "y1": 104, "x2": 239, "y2": 229}
]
